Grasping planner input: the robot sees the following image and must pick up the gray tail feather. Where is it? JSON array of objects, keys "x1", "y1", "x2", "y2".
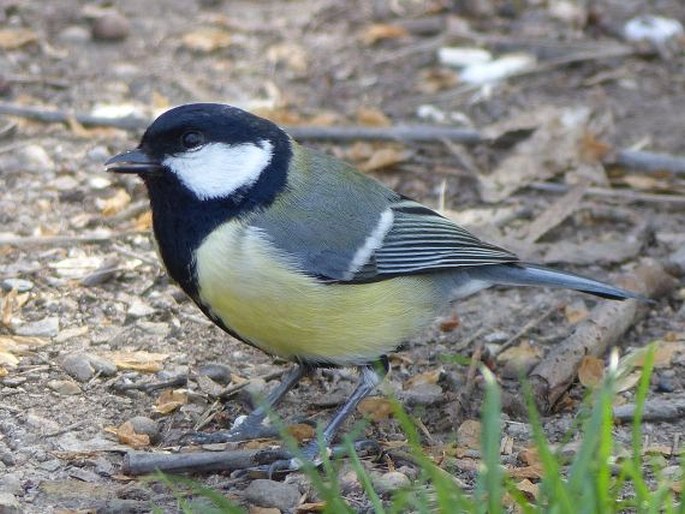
[{"x1": 474, "y1": 263, "x2": 647, "y2": 301}]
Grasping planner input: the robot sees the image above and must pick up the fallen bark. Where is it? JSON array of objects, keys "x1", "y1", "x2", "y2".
[
  {"x1": 123, "y1": 447, "x2": 290, "y2": 476},
  {"x1": 613, "y1": 398, "x2": 685, "y2": 423},
  {"x1": 529, "y1": 259, "x2": 676, "y2": 414}
]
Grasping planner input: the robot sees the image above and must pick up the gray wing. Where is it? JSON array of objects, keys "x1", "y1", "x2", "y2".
[
  {"x1": 368, "y1": 198, "x2": 518, "y2": 279},
  {"x1": 251, "y1": 144, "x2": 518, "y2": 282}
]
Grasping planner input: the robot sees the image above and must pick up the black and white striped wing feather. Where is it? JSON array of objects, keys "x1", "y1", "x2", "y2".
[{"x1": 368, "y1": 199, "x2": 518, "y2": 278}]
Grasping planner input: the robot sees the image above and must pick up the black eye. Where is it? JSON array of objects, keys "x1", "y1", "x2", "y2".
[{"x1": 181, "y1": 131, "x2": 205, "y2": 149}]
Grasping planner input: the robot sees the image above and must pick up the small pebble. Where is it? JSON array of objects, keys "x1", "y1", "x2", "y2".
[
  {"x1": 87, "y1": 146, "x2": 112, "y2": 165},
  {"x1": 127, "y1": 300, "x2": 156, "y2": 318},
  {"x1": 51, "y1": 175, "x2": 80, "y2": 191},
  {"x1": 14, "y1": 316, "x2": 59, "y2": 337},
  {"x1": 371, "y1": 471, "x2": 410, "y2": 494},
  {"x1": 197, "y1": 363, "x2": 232, "y2": 384},
  {"x1": 47, "y1": 379, "x2": 81, "y2": 396},
  {"x1": 242, "y1": 378, "x2": 267, "y2": 399},
  {"x1": 94, "y1": 457, "x2": 114, "y2": 476},
  {"x1": 87, "y1": 354, "x2": 118, "y2": 376},
  {"x1": 0, "y1": 492, "x2": 20, "y2": 514},
  {"x1": 244, "y1": 479, "x2": 300, "y2": 511},
  {"x1": 1, "y1": 278, "x2": 34, "y2": 292},
  {"x1": 0, "y1": 377, "x2": 26, "y2": 388},
  {"x1": 655, "y1": 375, "x2": 675, "y2": 393},
  {"x1": 92, "y1": 12, "x2": 130, "y2": 41},
  {"x1": 127, "y1": 416, "x2": 160, "y2": 444},
  {"x1": 15, "y1": 144, "x2": 55, "y2": 173},
  {"x1": 62, "y1": 353, "x2": 95, "y2": 382},
  {"x1": 38, "y1": 459, "x2": 61, "y2": 472},
  {"x1": 58, "y1": 25, "x2": 90, "y2": 44},
  {"x1": 484, "y1": 331, "x2": 509, "y2": 343},
  {"x1": 0, "y1": 473, "x2": 22, "y2": 495},
  {"x1": 401, "y1": 383, "x2": 443, "y2": 406}
]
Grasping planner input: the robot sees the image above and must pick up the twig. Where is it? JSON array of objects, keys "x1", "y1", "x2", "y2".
[
  {"x1": 0, "y1": 102, "x2": 148, "y2": 130},
  {"x1": 288, "y1": 125, "x2": 484, "y2": 144},
  {"x1": 5, "y1": 101, "x2": 685, "y2": 177},
  {"x1": 0, "y1": 231, "x2": 141, "y2": 247},
  {"x1": 613, "y1": 149, "x2": 685, "y2": 174},
  {"x1": 495, "y1": 303, "x2": 560, "y2": 356},
  {"x1": 613, "y1": 399, "x2": 685, "y2": 423},
  {"x1": 450, "y1": 340, "x2": 484, "y2": 424},
  {"x1": 529, "y1": 182, "x2": 685, "y2": 205},
  {"x1": 0, "y1": 102, "x2": 484, "y2": 144},
  {"x1": 529, "y1": 259, "x2": 676, "y2": 414},
  {"x1": 111, "y1": 375, "x2": 188, "y2": 393},
  {"x1": 122, "y1": 447, "x2": 290, "y2": 476}
]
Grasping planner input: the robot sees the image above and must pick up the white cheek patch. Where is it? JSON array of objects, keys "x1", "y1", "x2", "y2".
[{"x1": 163, "y1": 140, "x2": 274, "y2": 200}]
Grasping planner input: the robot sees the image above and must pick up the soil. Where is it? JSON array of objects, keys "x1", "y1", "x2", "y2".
[{"x1": 1, "y1": 1, "x2": 684, "y2": 513}]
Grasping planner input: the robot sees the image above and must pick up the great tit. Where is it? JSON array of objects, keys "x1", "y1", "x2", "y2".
[{"x1": 105, "y1": 103, "x2": 642, "y2": 463}]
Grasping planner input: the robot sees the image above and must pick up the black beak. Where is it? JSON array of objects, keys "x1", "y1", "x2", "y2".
[{"x1": 105, "y1": 149, "x2": 163, "y2": 174}]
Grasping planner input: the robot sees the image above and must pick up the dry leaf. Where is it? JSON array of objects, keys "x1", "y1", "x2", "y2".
[
  {"x1": 249, "y1": 506, "x2": 281, "y2": 514},
  {"x1": 0, "y1": 366, "x2": 7, "y2": 377},
  {"x1": 99, "y1": 188, "x2": 131, "y2": 216},
  {"x1": 355, "y1": 107, "x2": 391, "y2": 127},
  {"x1": 154, "y1": 389, "x2": 187, "y2": 414},
  {"x1": 135, "y1": 210, "x2": 152, "y2": 231},
  {"x1": 439, "y1": 312, "x2": 460, "y2": 332},
  {"x1": 508, "y1": 463, "x2": 544, "y2": 480},
  {"x1": 181, "y1": 28, "x2": 232, "y2": 52},
  {"x1": 622, "y1": 175, "x2": 672, "y2": 192},
  {"x1": 0, "y1": 351, "x2": 19, "y2": 368},
  {"x1": 50, "y1": 255, "x2": 104, "y2": 280},
  {"x1": 266, "y1": 42, "x2": 308, "y2": 73},
  {"x1": 105, "y1": 421, "x2": 150, "y2": 448},
  {"x1": 497, "y1": 341, "x2": 542, "y2": 377},
  {"x1": 104, "y1": 350, "x2": 169, "y2": 372},
  {"x1": 615, "y1": 370, "x2": 641, "y2": 393},
  {"x1": 297, "y1": 501, "x2": 327, "y2": 512},
  {"x1": 358, "y1": 396, "x2": 394, "y2": 421},
  {"x1": 286, "y1": 423, "x2": 315, "y2": 442},
  {"x1": 643, "y1": 444, "x2": 674, "y2": 457},
  {"x1": 1, "y1": 288, "x2": 17, "y2": 327},
  {"x1": 479, "y1": 106, "x2": 594, "y2": 203},
  {"x1": 456, "y1": 419, "x2": 480, "y2": 449},
  {"x1": 417, "y1": 68, "x2": 458, "y2": 94},
  {"x1": 516, "y1": 478, "x2": 539, "y2": 500},
  {"x1": 0, "y1": 28, "x2": 38, "y2": 50},
  {"x1": 404, "y1": 369, "x2": 441, "y2": 389},
  {"x1": 580, "y1": 132, "x2": 612, "y2": 161},
  {"x1": 0, "y1": 335, "x2": 50, "y2": 368},
  {"x1": 360, "y1": 24, "x2": 408, "y2": 45},
  {"x1": 151, "y1": 91, "x2": 170, "y2": 110},
  {"x1": 518, "y1": 447, "x2": 540, "y2": 466},
  {"x1": 578, "y1": 355, "x2": 604, "y2": 389},
  {"x1": 359, "y1": 146, "x2": 410, "y2": 172},
  {"x1": 564, "y1": 300, "x2": 589, "y2": 324}
]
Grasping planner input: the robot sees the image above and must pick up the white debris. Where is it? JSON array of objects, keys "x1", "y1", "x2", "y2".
[
  {"x1": 460, "y1": 53, "x2": 536, "y2": 85},
  {"x1": 438, "y1": 46, "x2": 492, "y2": 68},
  {"x1": 623, "y1": 15, "x2": 684, "y2": 46}
]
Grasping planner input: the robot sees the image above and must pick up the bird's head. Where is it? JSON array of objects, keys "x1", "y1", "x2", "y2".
[{"x1": 105, "y1": 103, "x2": 291, "y2": 203}]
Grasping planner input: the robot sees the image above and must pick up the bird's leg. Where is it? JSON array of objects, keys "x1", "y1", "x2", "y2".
[
  {"x1": 271, "y1": 357, "x2": 388, "y2": 472},
  {"x1": 186, "y1": 364, "x2": 309, "y2": 444}
]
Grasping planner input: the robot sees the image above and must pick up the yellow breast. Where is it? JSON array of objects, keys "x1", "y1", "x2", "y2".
[{"x1": 194, "y1": 222, "x2": 441, "y2": 365}]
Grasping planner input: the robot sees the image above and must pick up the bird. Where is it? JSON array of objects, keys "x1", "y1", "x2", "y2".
[{"x1": 105, "y1": 102, "x2": 643, "y2": 468}]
